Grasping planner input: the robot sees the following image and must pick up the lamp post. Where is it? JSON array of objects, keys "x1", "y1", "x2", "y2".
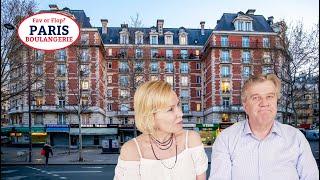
[{"x1": 4, "y1": 23, "x2": 32, "y2": 162}]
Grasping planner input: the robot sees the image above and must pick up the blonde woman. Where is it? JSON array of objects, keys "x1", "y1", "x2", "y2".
[{"x1": 114, "y1": 80, "x2": 208, "y2": 180}]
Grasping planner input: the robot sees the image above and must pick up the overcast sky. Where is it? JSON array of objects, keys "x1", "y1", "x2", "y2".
[{"x1": 35, "y1": 0, "x2": 319, "y2": 30}]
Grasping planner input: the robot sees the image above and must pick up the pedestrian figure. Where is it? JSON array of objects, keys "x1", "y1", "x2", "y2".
[{"x1": 42, "y1": 143, "x2": 53, "y2": 166}]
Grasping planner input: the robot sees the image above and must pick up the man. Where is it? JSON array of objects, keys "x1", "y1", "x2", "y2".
[
  {"x1": 209, "y1": 74, "x2": 319, "y2": 180},
  {"x1": 43, "y1": 143, "x2": 53, "y2": 167}
]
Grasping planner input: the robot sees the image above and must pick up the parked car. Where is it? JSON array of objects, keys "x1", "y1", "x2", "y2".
[{"x1": 305, "y1": 129, "x2": 319, "y2": 141}]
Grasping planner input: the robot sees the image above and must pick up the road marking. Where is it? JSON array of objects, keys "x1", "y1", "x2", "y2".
[
  {"x1": 53, "y1": 174, "x2": 60, "y2": 176},
  {"x1": 49, "y1": 171, "x2": 102, "y2": 174},
  {"x1": 1, "y1": 170, "x2": 18, "y2": 174},
  {"x1": 59, "y1": 177, "x2": 67, "y2": 179},
  {"x1": 6, "y1": 176, "x2": 27, "y2": 180},
  {"x1": 81, "y1": 166, "x2": 103, "y2": 169}
]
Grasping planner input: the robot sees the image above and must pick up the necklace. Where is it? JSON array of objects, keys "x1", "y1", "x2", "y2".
[
  {"x1": 149, "y1": 134, "x2": 178, "y2": 169},
  {"x1": 150, "y1": 133, "x2": 173, "y2": 150}
]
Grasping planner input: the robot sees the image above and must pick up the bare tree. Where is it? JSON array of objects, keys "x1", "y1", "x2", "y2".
[
  {"x1": 275, "y1": 21, "x2": 319, "y2": 126},
  {"x1": 1, "y1": 0, "x2": 36, "y2": 104}
]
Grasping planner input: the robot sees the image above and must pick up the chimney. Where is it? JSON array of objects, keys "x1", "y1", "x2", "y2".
[
  {"x1": 200, "y1": 21, "x2": 205, "y2": 35},
  {"x1": 121, "y1": 24, "x2": 128, "y2": 29},
  {"x1": 157, "y1": 19, "x2": 164, "y2": 36},
  {"x1": 49, "y1": 4, "x2": 59, "y2": 11},
  {"x1": 267, "y1": 16, "x2": 274, "y2": 25},
  {"x1": 245, "y1": 9, "x2": 256, "y2": 15},
  {"x1": 101, "y1": 19, "x2": 108, "y2": 34}
]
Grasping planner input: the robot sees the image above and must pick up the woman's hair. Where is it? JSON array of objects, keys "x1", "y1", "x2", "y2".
[
  {"x1": 134, "y1": 80, "x2": 173, "y2": 134},
  {"x1": 241, "y1": 73, "x2": 281, "y2": 103}
]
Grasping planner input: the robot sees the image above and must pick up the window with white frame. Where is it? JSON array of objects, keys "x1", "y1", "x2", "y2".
[
  {"x1": 221, "y1": 66, "x2": 230, "y2": 77},
  {"x1": 136, "y1": 48, "x2": 143, "y2": 58},
  {"x1": 182, "y1": 103, "x2": 189, "y2": 113},
  {"x1": 82, "y1": 114, "x2": 90, "y2": 124},
  {"x1": 242, "y1": 36, "x2": 250, "y2": 47},
  {"x1": 135, "y1": 61, "x2": 143, "y2": 72},
  {"x1": 150, "y1": 62, "x2": 158, "y2": 72},
  {"x1": 108, "y1": 49, "x2": 112, "y2": 56},
  {"x1": 135, "y1": 32, "x2": 144, "y2": 44},
  {"x1": 120, "y1": 33, "x2": 129, "y2": 44},
  {"x1": 221, "y1": 50, "x2": 230, "y2": 62},
  {"x1": 166, "y1": 49, "x2": 173, "y2": 59},
  {"x1": 245, "y1": 22, "x2": 251, "y2": 31},
  {"x1": 242, "y1": 50, "x2": 251, "y2": 62},
  {"x1": 107, "y1": 89, "x2": 112, "y2": 97},
  {"x1": 181, "y1": 76, "x2": 188, "y2": 86},
  {"x1": 58, "y1": 96, "x2": 65, "y2": 108},
  {"x1": 119, "y1": 75, "x2": 129, "y2": 87},
  {"x1": 166, "y1": 62, "x2": 174, "y2": 73},
  {"x1": 81, "y1": 34, "x2": 89, "y2": 45},
  {"x1": 57, "y1": 49, "x2": 66, "y2": 61},
  {"x1": 180, "y1": 62, "x2": 189, "y2": 73},
  {"x1": 221, "y1": 36, "x2": 229, "y2": 47},
  {"x1": 58, "y1": 80, "x2": 66, "y2": 91},
  {"x1": 196, "y1": 89, "x2": 201, "y2": 97},
  {"x1": 57, "y1": 113, "x2": 66, "y2": 124},
  {"x1": 165, "y1": 35, "x2": 173, "y2": 45},
  {"x1": 81, "y1": 49, "x2": 89, "y2": 61},
  {"x1": 180, "y1": 49, "x2": 188, "y2": 59},
  {"x1": 243, "y1": 66, "x2": 251, "y2": 77},
  {"x1": 181, "y1": 89, "x2": 189, "y2": 99},
  {"x1": 57, "y1": 64, "x2": 66, "y2": 76},
  {"x1": 119, "y1": 61, "x2": 129, "y2": 72},
  {"x1": 82, "y1": 96, "x2": 89, "y2": 107},
  {"x1": 196, "y1": 63, "x2": 201, "y2": 70},
  {"x1": 81, "y1": 80, "x2": 89, "y2": 90},
  {"x1": 166, "y1": 76, "x2": 174, "y2": 86},
  {"x1": 222, "y1": 97, "x2": 230, "y2": 108},
  {"x1": 108, "y1": 75, "x2": 112, "y2": 83},
  {"x1": 262, "y1": 66, "x2": 273, "y2": 74},
  {"x1": 135, "y1": 75, "x2": 143, "y2": 85},
  {"x1": 179, "y1": 35, "x2": 187, "y2": 45},
  {"x1": 120, "y1": 104, "x2": 129, "y2": 111},
  {"x1": 35, "y1": 65, "x2": 43, "y2": 76},
  {"x1": 80, "y1": 64, "x2": 89, "y2": 76},
  {"x1": 196, "y1": 76, "x2": 201, "y2": 84},
  {"x1": 263, "y1": 37, "x2": 270, "y2": 48},
  {"x1": 120, "y1": 89, "x2": 129, "y2": 98},
  {"x1": 35, "y1": 50, "x2": 44, "y2": 60},
  {"x1": 107, "y1": 103, "x2": 112, "y2": 111},
  {"x1": 150, "y1": 35, "x2": 158, "y2": 45},
  {"x1": 151, "y1": 49, "x2": 158, "y2": 58},
  {"x1": 150, "y1": 75, "x2": 159, "y2": 81},
  {"x1": 221, "y1": 81, "x2": 231, "y2": 93}
]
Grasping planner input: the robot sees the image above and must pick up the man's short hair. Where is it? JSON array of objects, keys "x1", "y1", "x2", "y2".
[
  {"x1": 134, "y1": 80, "x2": 173, "y2": 134},
  {"x1": 241, "y1": 74, "x2": 281, "y2": 103}
]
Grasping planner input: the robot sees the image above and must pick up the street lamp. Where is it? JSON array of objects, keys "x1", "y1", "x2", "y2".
[{"x1": 4, "y1": 23, "x2": 33, "y2": 162}]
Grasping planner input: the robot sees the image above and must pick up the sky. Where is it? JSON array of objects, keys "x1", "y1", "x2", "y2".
[{"x1": 35, "y1": 0, "x2": 319, "y2": 30}]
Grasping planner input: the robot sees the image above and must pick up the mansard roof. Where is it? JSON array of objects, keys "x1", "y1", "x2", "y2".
[
  {"x1": 98, "y1": 27, "x2": 212, "y2": 45},
  {"x1": 214, "y1": 13, "x2": 274, "y2": 32}
]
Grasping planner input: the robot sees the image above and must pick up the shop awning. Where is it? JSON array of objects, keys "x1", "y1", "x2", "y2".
[
  {"x1": 69, "y1": 128, "x2": 117, "y2": 135},
  {"x1": 12, "y1": 127, "x2": 45, "y2": 133},
  {"x1": 1, "y1": 127, "x2": 12, "y2": 133},
  {"x1": 46, "y1": 127, "x2": 69, "y2": 133}
]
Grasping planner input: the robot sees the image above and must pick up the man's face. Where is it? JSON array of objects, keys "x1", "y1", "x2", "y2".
[
  {"x1": 154, "y1": 91, "x2": 184, "y2": 134},
  {"x1": 242, "y1": 80, "x2": 278, "y2": 125}
]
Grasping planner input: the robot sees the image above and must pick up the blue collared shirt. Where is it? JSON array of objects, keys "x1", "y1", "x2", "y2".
[{"x1": 209, "y1": 120, "x2": 319, "y2": 180}]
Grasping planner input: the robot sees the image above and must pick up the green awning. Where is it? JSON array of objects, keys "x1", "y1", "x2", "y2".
[
  {"x1": 1, "y1": 127, "x2": 12, "y2": 133},
  {"x1": 14, "y1": 127, "x2": 45, "y2": 133}
]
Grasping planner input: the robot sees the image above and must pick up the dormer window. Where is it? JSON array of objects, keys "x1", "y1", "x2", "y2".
[
  {"x1": 135, "y1": 31, "x2": 144, "y2": 45},
  {"x1": 149, "y1": 28, "x2": 159, "y2": 45},
  {"x1": 178, "y1": 28, "x2": 188, "y2": 45},
  {"x1": 164, "y1": 31, "x2": 174, "y2": 45},
  {"x1": 233, "y1": 15, "x2": 253, "y2": 31},
  {"x1": 120, "y1": 33, "x2": 129, "y2": 44}
]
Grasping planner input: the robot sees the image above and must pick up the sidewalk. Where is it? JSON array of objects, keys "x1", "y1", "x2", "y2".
[{"x1": 1, "y1": 146, "x2": 213, "y2": 165}]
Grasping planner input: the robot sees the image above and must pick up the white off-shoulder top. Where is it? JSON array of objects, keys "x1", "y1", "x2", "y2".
[{"x1": 114, "y1": 130, "x2": 208, "y2": 180}]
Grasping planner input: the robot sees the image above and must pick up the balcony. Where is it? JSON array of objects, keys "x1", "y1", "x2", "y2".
[
  {"x1": 56, "y1": 55, "x2": 67, "y2": 61},
  {"x1": 220, "y1": 57, "x2": 231, "y2": 63},
  {"x1": 221, "y1": 74, "x2": 231, "y2": 78},
  {"x1": 242, "y1": 58, "x2": 251, "y2": 64},
  {"x1": 119, "y1": 68, "x2": 129, "y2": 73},
  {"x1": 212, "y1": 41, "x2": 276, "y2": 49}
]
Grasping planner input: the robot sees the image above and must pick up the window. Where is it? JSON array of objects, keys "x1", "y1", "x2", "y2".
[
  {"x1": 58, "y1": 97, "x2": 65, "y2": 108},
  {"x1": 196, "y1": 104, "x2": 201, "y2": 112},
  {"x1": 221, "y1": 66, "x2": 230, "y2": 77},
  {"x1": 166, "y1": 76, "x2": 174, "y2": 86},
  {"x1": 221, "y1": 36, "x2": 229, "y2": 47},
  {"x1": 35, "y1": 96, "x2": 44, "y2": 106},
  {"x1": 120, "y1": 89, "x2": 129, "y2": 98},
  {"x1": 57, "y1": 113, "x2": 66, "y2": 124},
  {"x1": 262, "y1": 66, "x2": 273, "y2": 74},
  {"x1": 181, "y1": 89, "x2": 189, "y2": 99},
  {"x1": 58, "y1": 80, "x2": 66, "y2": 91},
  {"x1": 81, "y1": 49, "x2": 89, "y2": 61},
  {"x1": 179, "y1": 35, "x2": 187, "y2": 45},
  {"x1": 81, "y1": 80, "x2": 89, "y2": 90},
  {"x1": 221, "y1": 50, "x2": 230, "y2": 62},
  {"x1": 237, "y1": 21, "x2": 243, "y2": 31},
  {"x1": 135, "y1": 61, "x2": 143, "y2": 72},
  {"x1": 196, "y1": 63, "x2": 201, "y2": 70},
  {"x1": 108, "y1": 76, "x2": 112, "y2": 83},
  {"x1": 166, "y1": 62, "x2": 174, "y2": 73},
  {"x1": 263, "y1": 37, "x2": 270, "y2": 48},
  {"x1": 80, "y1": 65, "x2": 89, "y2": 76},
  {"x1": 82, "y1": 114, "x2": 90, "y2": 125},
  {"x1": 81, "y1": 34, "x2": 89, "y2": 45},
  {"x1": 242, "y1": 36, "x2": 250, "y2": 47},
  {"x1": 136, "y1": 49, "x2": 143, "y2": 58},
  {"x1": 119, "y1": 61, "x2": 129, "y2": 73},
  {"x1": 150, "y1": 35, "x2": 158, "y2": 45},
  {"x1": 34, "y1": 114, "x2": 43, "y2": 125},
  {"x1": 180, "y1": 49, "x2": 188, "y2": 59},
  {"x1": 165, "y1": 35, "x2": 173, "y2": 45},
  {"x1": 242, "y1": 50, "x2": 251, "y2": 63},
  {"x1": 181, "y1": 76, "x2": 188, "y2": 86},
  {"x1": 151, "y1": 49, "x2": 158, "y2": 58},
  {"x1": 150, "y1": 62, "x2": 158, "y2": 73},
  {"x1": 35, "y1": 65, "x2": 43, "y2": 76},
  {"x1": 180, "y1": 62, "x2": 189, "y2": 73},
  {"x1": 221, "y1": 81, "x2": 230, "y2": 93},
  {"x1": 120, "y1": 104, "x2": 129, "y2": 111},
  {"x1": 245, "y1": 22, "x2": 251, "y2": 31},
  {"x1": 222, "y1": 97, "x2": 230, "y2": 108},
  {"x1": 195, "y1": 50, "x2": 200, "y2": 58},
  {"x1": 135, "y1": 33, "x2": 143, "y2": 44},
  {"x1": 35, "y1": 50, "x2": 44, "y2": 60},
  {"x1": 108, "y1": 49, "x2": 112, "y2": 56},
  {"x1": 196, "y1": 76, "x2": 201, "y2": 84},
  {"x1": 182, "y1": 103, "x2": 189, "y2": 113},
  {"x1": 119, "y1": 49, "x2": 127, "y2": 57},
  {"x1": 108, "y1": 62, "x2": 112, "y2": 69},
  {"x1": 166, "y1": 49, "x2": 173, "y2": 59},
  {"x1": 107, "y1": 89, "x2": 112, "y2": 97},
  {"x1": 57, "y1": 49, "x2": 66, "y2": 61},
  {"x1": 57, "y1": 64, "x2": 66, "y2": 76},
  {"x1": 243, "y1": 66, "x2": 251, "y2": 77},
  {"x1": 34, "y1": 81, "x2": 44, "y2": 91},
  {"x1": 107, "y1": 103, "x2": 112, "y2": 111},
  {"x1": 196, "y1": 89, "x2": 201, "y2": 97},
  {"x1": 120, "y1": 34, "x2": 129, "y2": 44},
  {"x1": 135, "y1": 75, "x2": 143, "y2": 85},
  {"x1": 120, "y1": 76, "x2": 129, "y2": 87}
]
